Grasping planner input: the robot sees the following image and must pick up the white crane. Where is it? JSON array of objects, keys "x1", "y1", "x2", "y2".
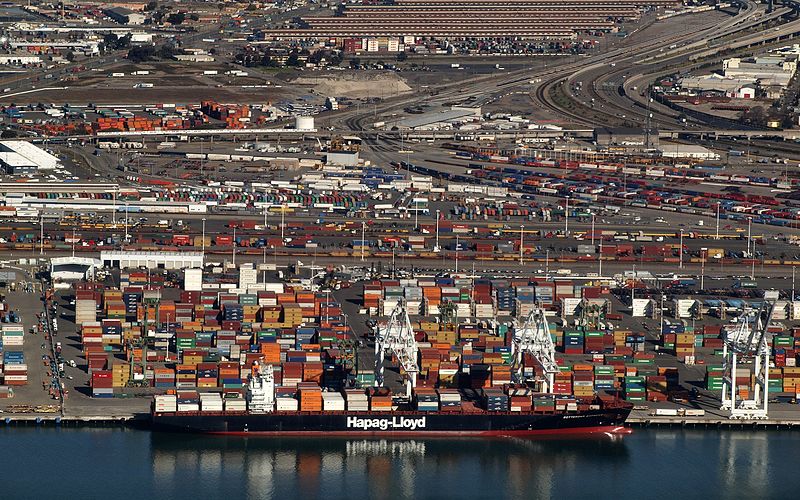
[
  {"x1": 375, "y1": 301, "x2": 419, "y2": 399},
  {"x1": 511, "y1": 305, "x2": 560, "y2": 393},
  {"x1": 721, "y1": 301, "x2": 774, "y2": 419}
]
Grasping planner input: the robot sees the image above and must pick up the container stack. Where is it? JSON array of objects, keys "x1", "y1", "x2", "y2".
[
  {"x1": 438, "y1": 389, "x2": 462, "y2": 411},
  {"x1": 75, "y1": 294, "x2": 97, "y2": 325},
  {"x1": 197, "y1": 363, "x2": 218, "y2": 388},
  {"x1": 1, "y1": 325, "x2": 23, "y2": 349},
  {"x1": 298, "y1": 383, "x2": 322, "y2": 411},
  {"x1": 200, "y1": 393, "x2": 223, "y2": 412},
  {"x1": 482, "y1": 388, "x2": 509, "y2": 411},
  {"x1": 344, "y1": 389, "x2": 369, "y2": 411},
  {"x1": 583, "y1": 331, "x2": 604, "y2": 354},
  {"x1": 495, "y1": 287, "x2": 515, "y2": 316},
  {"x1": 533, "y1": 394, "x2": 556, "y2": 412},
  {"x1": 368, "y1": 387, "x2": 392, "y2": 411},
  {"x1": 783, "y1": 367, "x2": 800, "y2": 394},
  {"x1": 224, "y1": 396, "x2": 247, "y2": 412},
  {"x1": 154, "y1": 394, "x2": 177, "y2": 413},
  {"x1": 624, "y1": 376, "x2": 646, "y2": 402},
  {"x1": 91, "y1": 370, "x2": 113, "y2": 397},
  {"x1": 322, "y1": 392, "x2": 345, "y2": 411},
  {"x1": 553, "y1": 369, "x2": 573, "y2": 394},
  {"x1": 675, "y1": 332, "x2": 695, "y2": 363},
  {"x1": 2, "y1": 351, "x2": 26, "y2": 386},
  {"x1": 563, "y1": 331, "x2": 584, "y2": 354},
  {"x1": 177, "y1": 391, "x2": 200, "y2": 412},
  {"x1": 646, "y1": 376, "x2": 668, "y2": 401},
  {"x1": 414, "y1": 387, "x2": 439, "y2": 411},
  {"x1": 572, "y1": 365, "x2": 594, "y2": 398},
  {"x1": 276, "y1": 388, "x2": 299, "y2": 411},
  {"x1": 112, "y1": 363, "x2": 129, "y2": 388},
  {"x1": 593, "y1": 365, "x2": 615, "y2": 392}
]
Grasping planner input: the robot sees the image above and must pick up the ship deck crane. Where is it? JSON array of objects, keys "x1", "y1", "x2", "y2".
[
  {"x1": 375, "y1": 300, "x2": 419, "y2": 399},
  {"x1": 512, "y1": 305, "x2": 560, "y2": 393},
  {"x1": 721, "y1": 301, "x2": 774, "y2": 419}
]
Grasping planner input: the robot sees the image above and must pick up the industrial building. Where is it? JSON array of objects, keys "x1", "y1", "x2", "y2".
[
  {"x1": 51, "y1": 257, "x2": 102, "y2": 281},
  {"x1": 104, "y1": 7, "x2": 145, "y2": 25},
  {"x1": 593, "y1": 127, "x2": 659, "y2": 150},
  {"x1": 660, "y1": 144, "x2": 720, "y2": 160},
  {"x1": 396, "y1": 107, "x2": 482, "y2": 130},
  {"x1": 0, "y1": 55, "x2": 42, "y2": 65},
  {"x1": 100, "y1": 251, "x2": 204, "y2": 270},
  {"x1": 0, "y1": 141, "x2": 60, "y2": 174}
]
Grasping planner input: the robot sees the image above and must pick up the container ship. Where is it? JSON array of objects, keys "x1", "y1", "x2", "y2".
[{"x1": 150, "y1": 364, "x2": 633, "y2": 437}]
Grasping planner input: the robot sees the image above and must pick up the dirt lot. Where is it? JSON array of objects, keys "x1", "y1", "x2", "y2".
[{"x1": 293, "y1": 72, "x2": 412, "y2": 99}]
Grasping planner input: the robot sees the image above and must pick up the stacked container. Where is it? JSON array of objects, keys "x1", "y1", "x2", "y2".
[
  {"x1": 91, "y1": 370, "x2": 113, "y2": 397},
  {"x1": 624, "y1": 376, "x2": 646, "y2": 402},
  {"x1": 3, "y1": 351, "x2": 26, "y2": 386},
  {"x1": 483, "y1": 388, "x2": 509, "y2": 411},
  {"x1": 343, "y1": 389, "x2": 369, "y2": 411}
]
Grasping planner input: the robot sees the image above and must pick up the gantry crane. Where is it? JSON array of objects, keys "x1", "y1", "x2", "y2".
[
  {"x1": 375, "y1": 300, "x2": 419, "y2": 399},
  {"x1": 721, "y1": 301, "x2": 774, "y2": 419},
  {"x1": 511, "y1": 305, "x2": 560, "y2": 393}
]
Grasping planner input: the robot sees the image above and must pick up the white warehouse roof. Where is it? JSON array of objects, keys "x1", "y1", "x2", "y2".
[{"x1": 0, "y1": 141, "x2": 60, "y2": 170}]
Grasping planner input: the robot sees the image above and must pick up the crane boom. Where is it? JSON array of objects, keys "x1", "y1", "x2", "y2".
[
  {"x1": 375, "y1": 301, "x2": 419, "y2": 398},
  {"x1": 721, "y1": 301, "x2": 774, "y2": 419},
  {"x1": 512, "y1": 305, "x2": 559, "y2": 392}
]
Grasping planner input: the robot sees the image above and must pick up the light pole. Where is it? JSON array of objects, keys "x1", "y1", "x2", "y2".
[
  {"x1": 793, "y1": 266, "x2": 796, "y2": 301},
  {"x1": 679, "y1": 229, "x2": 684, "y2": 270},
  {"x1": 599, "y1": 239, "x2": 603, "y2": 277},
  {"x1": 700, "y1": 248, "x2": 705, "y2": 290},
  {"x1": 39, "y1": 215, "x2": 44, "y2": 255},
  {"x1": 455, "y1": 235, "x2": 460, "y2": 274},
  {"x1": 361, "y1": 222, "x2": 366, "y2": 262},
  {"x1": 519, "y1": 225, "x2": 524, "y2": 265},
  {"x1": 232, "y1": 226, "x2": 236, "y2": 267},
  {"x1": 281, "y1": 204, "x2": 285, "y2": 244},
  {"x1": 414, "y1": 199, "x2": 419, "y2": 230},
  {"x1": 124, "y1": 203, "x2": 129, "y2": 243},
  {"x1": 201, "y1": 217, "x2": 206, "y2": 264},
  {"x1": 545, "y1": 249, "x2": 550, "y2": 278},
  {"x1": 434, "y1": 209, "x2": 440, "y2": 252},
  {"x1": 747, "y1": 218, "x2": 752, "y2": 257},
  {"x1": 715, "y1": 202, "x2": 720, "y2": 240},
  {"x1": 564, "y1": 196, "x2": 570, "y2": 235},
  {"x1": 591, "y1": 212, "x2": 595, "y2": 246}
]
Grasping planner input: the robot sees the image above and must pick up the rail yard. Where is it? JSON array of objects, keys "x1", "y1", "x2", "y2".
[{"x1": 3, "y1": 0, "x2": 800, "y2": 436}]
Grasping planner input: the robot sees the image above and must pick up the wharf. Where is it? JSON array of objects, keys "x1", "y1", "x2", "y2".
[
  {"x1": 1, "y1": 413, "x2": 144, "y2": 427},
  {"x1": 626, "y1": 409, "x2": 800, "y2": 430}
]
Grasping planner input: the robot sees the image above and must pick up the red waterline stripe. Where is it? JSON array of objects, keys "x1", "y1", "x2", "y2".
[{"x1": 204, "y1": 426, "x2": 633, "y2": 438}]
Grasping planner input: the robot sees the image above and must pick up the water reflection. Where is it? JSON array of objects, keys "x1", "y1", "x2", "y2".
[{"x1": 150, "y1": 435, "x2": 630, "y2": 500}]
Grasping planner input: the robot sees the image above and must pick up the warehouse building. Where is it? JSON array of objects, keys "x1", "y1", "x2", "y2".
[
  {"x1": 100, "y1": 251, "x2": 203, "y2": 270},
  {"x1": 593, "y1": 127, "x2": 659, "y2": 150},
  {"x1": 396, "y1": 107, "x2": 481, "y2": 130},
  {"x1": 0, "y1": 141, "x2": 60, "y2": 174},
  {"x1": 51, "y1": 257, "x2": 102, "y2": 281},
  {"x1": 104, "y1": 7, "x2": 145, "y2": 25}
]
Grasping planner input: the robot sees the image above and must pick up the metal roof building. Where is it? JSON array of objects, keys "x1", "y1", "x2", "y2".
[
  {"x1": 100, "y1": 251, "x2": 203, "y2": 270},
  {"x1": 0, "y1": 141, "x2": 60, "y2": 172},
  {"x1": 396, "y1": 108, "x2": 481, "y2": 130}
]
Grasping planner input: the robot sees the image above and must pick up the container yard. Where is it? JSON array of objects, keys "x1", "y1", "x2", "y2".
[{"x1": 263, "y1": 0, "x2": 680, "y2": 40}]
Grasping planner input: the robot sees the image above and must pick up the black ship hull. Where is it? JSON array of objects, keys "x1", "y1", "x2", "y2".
[{"x1": 151, "y1": 406, "x2": 632, "y2": 437}]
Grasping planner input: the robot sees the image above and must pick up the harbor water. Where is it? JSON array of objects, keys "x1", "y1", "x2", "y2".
[{"x1": 1, "y1": 428, "x2": 798, "y2": 499}]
